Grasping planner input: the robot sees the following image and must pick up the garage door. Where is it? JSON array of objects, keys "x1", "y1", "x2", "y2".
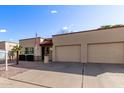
[
  {"x1": 56, "y1": 45, "x2": 81, "y2": 62},
  {"x1": 88, "y1": 43, "x2": 124, "y2": 63}
]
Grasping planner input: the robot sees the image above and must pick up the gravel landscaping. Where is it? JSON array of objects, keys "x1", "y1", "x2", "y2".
[{"x1": 0, "y1": 62, "x2": 28, "y2": 78}]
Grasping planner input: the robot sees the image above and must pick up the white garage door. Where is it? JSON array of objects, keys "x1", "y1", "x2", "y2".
[
  {"x1": 56, "y1": 45, "x2": 81, "y2": 62},
  {"x1": 88, "y1": 43, "x2": 124, "y2": 63}
]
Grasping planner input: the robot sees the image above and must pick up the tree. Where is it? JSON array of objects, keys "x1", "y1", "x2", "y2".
[
  {"x1": 112, "y1": 24, "x2": 124, "y2": 28},
  {"x1": 11, "y1": 45, "x2": 22, "y2": 65},
  {"x1": 98, "y1": 24, "x2": 124, "y2": 30},
  {"x1": 99, "y1": 25, "x2": 112, "y2": 29}
]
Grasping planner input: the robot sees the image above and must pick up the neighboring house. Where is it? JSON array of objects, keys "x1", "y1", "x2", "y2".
[
  {"x1": 52, "y1": 26, "x2": 124, "y2": 64},
  {"x1": 19, "y1": 37, "x2": 44, "y2": 61},
  {"x1": 0, "y1": 41, "x2": 18, "y2": 61},
  {"x1": 0, "y1": 49, "x2": 6, "y2": 63}
]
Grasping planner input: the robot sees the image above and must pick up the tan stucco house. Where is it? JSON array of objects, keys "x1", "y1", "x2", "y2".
[
  {"x1": 19, "y1": 37, "x2": 53, "y2": 61},
  {"x1": 19, "y1": 37, "x2": 44, "y2": 61},
  {"x1": 52, "y1": 26, "x2": 124, "y2": 64}
]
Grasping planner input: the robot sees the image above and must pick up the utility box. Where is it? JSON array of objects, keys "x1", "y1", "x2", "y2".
[{"x1": 44, "y1": 56, "x2": 49, "y2": 63}]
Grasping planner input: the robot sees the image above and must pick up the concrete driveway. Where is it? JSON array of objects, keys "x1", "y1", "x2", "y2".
[
  {"x1": 9, "y1": 62, "x2": 83, "y2": 88},
  {"x1": 83, "y1": 63, "x2": 124, "y2": 88},
  {"x1": 1, "y1": 62, "x2": 124, "y2": 88}
]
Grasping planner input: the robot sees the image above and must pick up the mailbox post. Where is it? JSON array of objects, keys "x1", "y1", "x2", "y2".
[{"x1": 5, "y1": 50, "x2": 8, "y2": 71}]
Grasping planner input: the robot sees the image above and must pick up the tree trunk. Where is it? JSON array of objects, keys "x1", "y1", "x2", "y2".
[
  {"x1": 16, "y1": 51, "x2": 19, "y2": 65},
  {"x1": 12, "y1": 55, "x2": 13, "y2": 62}
]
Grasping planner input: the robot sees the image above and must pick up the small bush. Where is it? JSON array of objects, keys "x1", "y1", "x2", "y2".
[
  {"x1": 26, "y1": 55, "x2": 34, "y2": 61},
  {"x1": 19, "y1": 55, "x2": 25, "y2": 61}
]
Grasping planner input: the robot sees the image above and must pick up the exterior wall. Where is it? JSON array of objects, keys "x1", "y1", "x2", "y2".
[
  {"x1": 0, "y1": 42, "x2": 5, "y2": 50},
  {"x1": 0, "y1": 41, "x2": 18, "y2": 52},
  {"x1": 53, "y1": 27, "x2": 124, "y2": 63},
  {"x1": 5, "y1": 42, "x2": 18, "y2": 51},
  {"x1": 19, "y1": 37, "x2": 44, "y2": 61}
]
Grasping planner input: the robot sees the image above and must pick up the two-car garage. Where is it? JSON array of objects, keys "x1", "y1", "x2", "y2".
[
  {"x1": 55, "y1": 43, "x2": 124, "y2": 63},
  {"x1": 53, "y1": 27, "x2": 124, "y2": 64}
]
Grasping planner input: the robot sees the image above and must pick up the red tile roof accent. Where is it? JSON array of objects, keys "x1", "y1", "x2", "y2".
[{"x1": 40, "y1": 39, "x2": 53, "y2": 46}]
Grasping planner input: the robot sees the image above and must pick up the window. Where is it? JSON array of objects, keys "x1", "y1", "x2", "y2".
[
  {"x1": 30, "y1": 47, "x2": 34, "y2": 54},
  {"x1": 25, "y1": 47, "x2": 29, "y2": 54},
  {"x1": 25, "y1": 47, "x2": 34, "y2": 54}
]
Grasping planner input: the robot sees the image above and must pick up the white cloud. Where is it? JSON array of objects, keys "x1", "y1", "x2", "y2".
[
  {"x1": 62, "y1": 26, "x2": 68, "y2": 30},
  {"x1": 0, "y1": 29, "x2": 7, "y2": 32},
  {"x1": 62, "y1": 24, "x2": 74, "y2": 30},
  {"x1": 50, "y1": 10, "x2": 58, "y2": 14}
]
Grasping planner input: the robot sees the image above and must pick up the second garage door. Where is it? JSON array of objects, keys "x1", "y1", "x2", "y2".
[
  {"x1": 88, "y1": 43, "x2": 124, "y2": 63},
  {"x1": 56, "y1": 45, "x2": 81, "y2": 62}
]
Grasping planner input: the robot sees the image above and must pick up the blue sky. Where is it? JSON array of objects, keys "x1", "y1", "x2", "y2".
[{"x1": 0, "y1": 5, "x2": 124, "y2": 42}]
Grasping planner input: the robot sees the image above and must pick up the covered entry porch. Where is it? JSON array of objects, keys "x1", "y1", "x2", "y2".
[{"x1": 40, "y1": 38, "x2": 53, "y2": 61}]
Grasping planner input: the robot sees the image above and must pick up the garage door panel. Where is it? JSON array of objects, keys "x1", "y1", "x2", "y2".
[
  {"x1": 88, "y1": 43, "x2": 124, "y2": 63},
  {"x1": 56, "y1": 45, "x2": 81, "y2": 62}
]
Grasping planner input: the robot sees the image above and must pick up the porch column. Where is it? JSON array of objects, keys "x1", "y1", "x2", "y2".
[{"x1": 52, "y1": 45, "x2": 55, "y2": 62}]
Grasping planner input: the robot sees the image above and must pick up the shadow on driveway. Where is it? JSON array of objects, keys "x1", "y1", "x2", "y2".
[
  {"x1": 84, "y1": 63, "x2": 124, "y2": 76},
  {"x1": 10, "y1": 61, "x2": 124, "y2": 76},
  {"x1": 10, "y1": 61, "x2": 83, "y2": 75}
]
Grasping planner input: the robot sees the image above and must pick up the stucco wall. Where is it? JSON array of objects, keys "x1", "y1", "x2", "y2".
[
  {"x1": 0, "y1": 42, "x2": 5, "y2": 50},
  {"x1": 5, "y1": 42, "x2": 18, "y2": 51},
  {"x1": 53, "y1": 27, "x2": 124, "y2": 63},
  {"x1": 19, "y1": 38, "x2": 44, "y2": 56}
]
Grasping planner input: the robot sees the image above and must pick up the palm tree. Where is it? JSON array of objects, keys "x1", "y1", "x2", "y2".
[{"x1": 12, "y1": 45, "x2": 22, "y2": 65}]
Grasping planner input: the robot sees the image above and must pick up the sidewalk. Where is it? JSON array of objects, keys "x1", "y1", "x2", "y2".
[{"x1": 0, "y1": 77, "x2": 43, "y2": 88}]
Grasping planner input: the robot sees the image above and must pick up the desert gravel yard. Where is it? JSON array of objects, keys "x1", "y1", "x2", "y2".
[{"x1": 1, "y1": 61, "x2": 124, "y2": 88}]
